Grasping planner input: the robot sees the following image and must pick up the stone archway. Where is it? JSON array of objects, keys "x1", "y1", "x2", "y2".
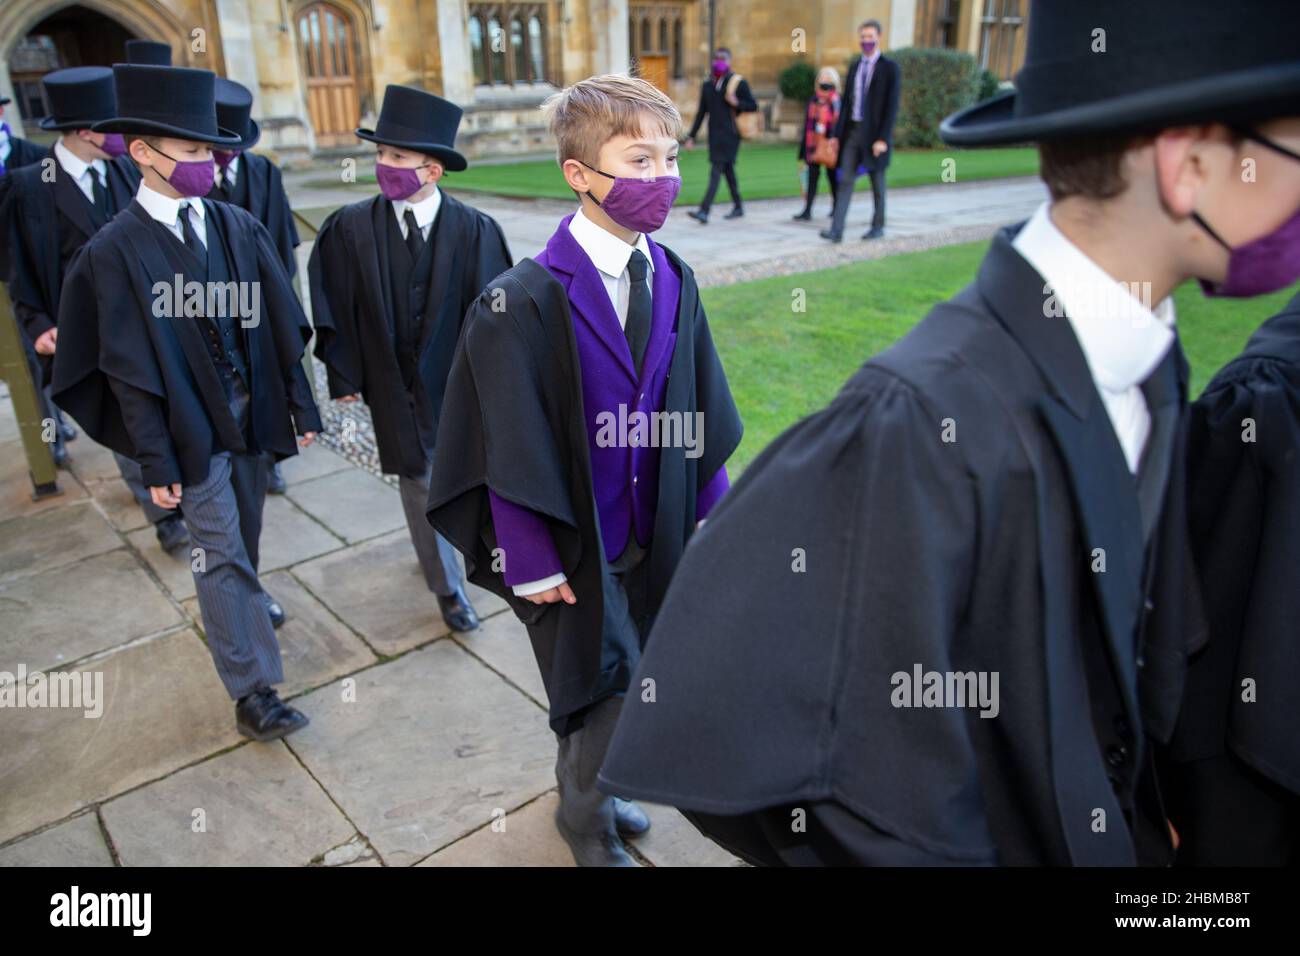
[{"x1": 0, "y1": 0, "x2": 197, "y2": 136}]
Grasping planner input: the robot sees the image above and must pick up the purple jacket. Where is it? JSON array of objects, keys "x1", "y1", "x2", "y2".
[{"x1": 489, "y1": 216, "x2": 729, "y2": 586}]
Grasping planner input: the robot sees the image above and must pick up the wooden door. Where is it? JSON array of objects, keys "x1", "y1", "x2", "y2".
[
  {"x1": 638, "y1": 55, "x2": 669, "y2": 93},
  {"x1": 297, "y1": 2, "x2": 360, "y2": 148}
]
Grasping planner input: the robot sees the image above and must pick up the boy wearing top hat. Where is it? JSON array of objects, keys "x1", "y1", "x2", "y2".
[
  {"x1": 209, "y1": 77, "x2": 301, "y2": 495},
  {"x1": 598, "y1": 0, "x2": 1300, "y2": 865},
  {"x1": 426, "y1": 75, "x2": 742, "y2": 865},
  {"x1": 52, "y1": 64, "x2": 323, "y2": 741},
  {"x1": 0, "y1": 66, "x2": 189, "y2": 550},
  {"x1": 310, "y1": 84, "x2": 512, "y2": 635}
]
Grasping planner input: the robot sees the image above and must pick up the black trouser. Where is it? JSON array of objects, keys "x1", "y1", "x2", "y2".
[
  {"x1": 699, "y1": 160, "x2": 742, "y2": 213},
  {"x1": 830, "y1": 132, "x2": 887, "y2": 236},
  {"x1": 1164, "y1": 752, "x2": 1300, "y2": 865},
  {"x1": 801, "y1": 161, "x2": 839, "y2": 215}
]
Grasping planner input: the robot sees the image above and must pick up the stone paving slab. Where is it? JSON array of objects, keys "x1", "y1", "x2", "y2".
[
  {"x1": 1, "y1": 549, "x2": 182, "y2": 674},
  {"x1": 632, "y1": 802, "x2": 747, "y2": 867},
  {"x1": 0, "y1": 501, "x2": 121, "y2": 583},
  {"x1": 419, "y1": 792, "x2": 576, "y2": 867},
  {"x1": 286, "y1": 468, "x2": 406, "y2": 544},
  {"x1": 0, "y1": 812, "x2": 114, "y2": 867},
  {"x1": 101, "y1": 741, "x2": 356, "y2": 867},
  {"x1": 126, "y1": 523, "x2": 196, "y2": 601},
  {"x1": 292, "y1": 528, "x2": 506, "y2": 657},
  {"x1": 84, "y1": 476, "x2": 152, "y2": 534},
  {"x1": 0, "y1": 628, "x2": 240, "y2": 846},
  {"x1": 65, "y1": 438, "x2": 125, "y2": 484},
  {"x1": 452, "y1": 605, "x2": 547, "y2": 706},
  {"x1": 278, "y1": 441, "x2": 352, "y2": 484},
  {"x1": 184, "y1": 569, "x2": 378, "y2": 697},
  {"x1": 257, "y1": 495, "x2": 346, "y2": 570},
  {"x1": 0, "y1": 440, "x2": 87, "y2": 523},
  {"x1": 286, "y1": 639, "x2": 555, "y2": 867}
]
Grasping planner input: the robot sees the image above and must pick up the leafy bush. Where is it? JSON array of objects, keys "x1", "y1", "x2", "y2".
[
  {"x1": 890, "y1": 47, "x2": 982, "y2": 148},
  {"x1": 778, "y1": 61, "x2": 817, "y2": 104},
  {"x1": 977, "y1": 67, "x2": 1002, "y2": 102}
]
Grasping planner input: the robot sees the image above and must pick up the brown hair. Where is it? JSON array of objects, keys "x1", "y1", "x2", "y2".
[
  {"x1": 860, "y1": 19, "x2": 882, "y2": 34},
  {"x1": 541, "y1": 73, "x2": 682, "y2": 169},
  {"x1": 1037, "y1": 134, "x2": 1152, "y2": 201}
]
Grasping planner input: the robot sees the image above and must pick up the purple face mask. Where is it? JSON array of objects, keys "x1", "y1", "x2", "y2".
[
  {"x1": 861, "y1": 39, "x2": 878, "y2": 55},
  {"x1": 1196, "y1": 131, "x2": 1300, "y2": 298},
  {"x1": 213, "y1": 148, "x2": 240, "y2": 169},
  {"x1": 97, "y1": 133, "x2": 127, "y2": 159},
  {"x1": 376, "y1": 162, "x2": 430, "y2": 201},
  {"x1": 150, "y1": 145, "x2": 215, "y2": 197},
  {"x1": 580, "y1": 161, "x2": 681, "y2": 234}
]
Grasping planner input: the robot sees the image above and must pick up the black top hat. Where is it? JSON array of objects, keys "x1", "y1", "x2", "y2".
[
  {"x1": 125, "y1": 39, "x2": 173, "y2": 66},
  {"x1": 215, "y1": 77, "x2": 259, "y2": 150},
  {"x1": 38, "y1": 66, "x2": 117, "y2": 131},
  {"x1": 356, "y1": 85, "x2": 467, "y2": 171},
  {"x1": 92, "y1": 65, "x2": 240, "y2": 145},
  {"x1": 942, "y1": 0, "x2": 1300, "y2": 146}
]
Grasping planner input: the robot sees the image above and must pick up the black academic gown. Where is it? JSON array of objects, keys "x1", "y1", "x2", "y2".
[
  {"x1": 1162, "y1": 290, "x2": 1300, "y2": 864},
  {"x1": 0, "y1": 154, "x2": 140, "y2": 348},
  {"x1": 207, "y1": 151, "x2": 299, "y2": 279},
  {"x1": 3, "y1": 136, "x2": 48, "y2": 173},
  {"x1": 426, "y1": 253, "x2": 742, "y2": 734},
  {"x1": 51, "y1": 198, "x2": 321, "y2": 488},
  {"x1": 687, "y1": 71, "x2": 757, "y2": 164},
  {"x1": 597, "y1": 226, "x2": 1207, "y2": 866},
  {"x1": 309, "y1": 192, "x2": 513, "y2": 478},
  {"x1": 833, "y1": 55, "x2": 901, "y2": 173}
]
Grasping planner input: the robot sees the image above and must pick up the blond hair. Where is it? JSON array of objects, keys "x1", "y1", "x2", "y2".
[{"x1": 541, "y1": 73, "x2": 682, "y2": 168}]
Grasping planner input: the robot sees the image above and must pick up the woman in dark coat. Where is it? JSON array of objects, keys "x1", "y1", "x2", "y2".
[{"x1": 794, "y1": 67, "x2": 842, "y2": 221}]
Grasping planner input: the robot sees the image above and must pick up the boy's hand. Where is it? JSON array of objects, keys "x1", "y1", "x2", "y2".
[
  {"x1": 149, "y1": 483, "x2": 183, "y2": 509},
  {"x1": 34, "y1": 328, "x2": 57, "y2": 355},
  {"x1": 684, "y1": 137, "x2": 695, "y2": 150},
  {"x1": 872, "y1": 139, "x2": 888, "y2": 157},
  {"x1": 299, "y1": 431, "x2": 317, "y2": 448},
  {"x1": 526, "y1": 582, "x2": 577, "y2": 606},
  {"x1": 337, "y1": 394, "x2": 361, "y2": 403}
]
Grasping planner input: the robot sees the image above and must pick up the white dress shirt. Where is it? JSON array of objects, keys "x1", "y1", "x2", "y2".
[
  {"x1": 567, "y1": 205, "x2": 654, "y2": 327},
  {"x1": 392, "y1": 185, "x2": 442, "y2": 241},
  {"x1": 214, "y1": 152, "x2": 239, "y2": 190},
  {"x1": 509, "y1": 206, "x2": 656, "y2": 597},
  {"x1": 1012, "y1": 201, "x2": 1176, "y2": 473},
  {"x1": 0, "y1": 125, "x2": 10, "y2": 166},
  {"x1": 54, "y1": 139, "x2": 108, "y2": 204},
  {"x1": 135, "y1": 178, "x2": 208, "y2": 249}
]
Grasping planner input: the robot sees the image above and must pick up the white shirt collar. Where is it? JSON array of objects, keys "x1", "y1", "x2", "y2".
[
  {"x1": 861, "y1": 48, "x2": 882, "y2": 67},
  {"x1": 135, "y1": 178, "x2": 207, "y2": 226},
  {"x1": 393, "y1": 185, "x2": 441, "y2": 232},
  {"x1": 53, "y1": 139, "x2": 105, "y2": 183},
  {"x1": 1012, "y1": 201, "x2": 1175, "y2": 394},
  {"x1": 568, "y1": 205, "x2": 654, "y2": 281}
]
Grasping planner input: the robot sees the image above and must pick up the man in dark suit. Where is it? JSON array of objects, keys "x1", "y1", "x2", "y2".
[
  {"x1": 685, "y1": 47, "x2": 757, "y2": 224},
  {"x1": 821, "y1": 19, "x2": 900, "y2": 242}
]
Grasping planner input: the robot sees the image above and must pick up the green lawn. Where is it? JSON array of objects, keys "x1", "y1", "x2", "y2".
[
  {"x1": 705, "y1": 240, "x2": 1298, "y2": 472},
  {"x1": 331, "y1": 144, "x2": 1040, "y2": 203}
]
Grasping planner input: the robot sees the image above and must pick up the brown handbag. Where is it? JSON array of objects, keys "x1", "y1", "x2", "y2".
[{"x1": 810, "y1": 135, "x2": 839, "y2": 167}]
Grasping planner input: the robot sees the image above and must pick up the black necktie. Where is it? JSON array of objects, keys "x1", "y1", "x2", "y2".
[
  {"x1": 625, "y1": 250, "x2": 652, "y2": 375},
  {"x1": 91, "y1": 167, "x2": 110, "y2": 217},
  {"x1": 215, "y1": 165, "x2": 231, "y2": 200},
  {"x1": 1135, "y1": 344, "x2": 1181, "y2": 544},
  {"x1": 403, "y1": 208, "x2": 425, "y2": 259},
  {"x1": 178, "y1": 202, "x2": 204, "y2": 256}
]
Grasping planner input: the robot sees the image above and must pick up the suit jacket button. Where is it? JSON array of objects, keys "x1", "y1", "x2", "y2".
[
  {"x1": 1144, "y1": 598, "x2": 1155, "y2": 613},
  {"x1": 1106, "y1": 745, "x2": 1128, "y2": 768},
  {"x1": 1136, "y1": 654, "x2": 1146, "y2": 669}
]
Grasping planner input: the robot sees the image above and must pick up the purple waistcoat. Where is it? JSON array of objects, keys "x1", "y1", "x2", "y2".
[{"x1": 488, "y1": 215, "x2": 728, "y2": 586}]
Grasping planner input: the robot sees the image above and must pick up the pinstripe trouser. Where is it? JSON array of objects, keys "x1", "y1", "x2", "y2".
[{"x1": 180, "y1": 450, "x2": 282, "y2": 700}]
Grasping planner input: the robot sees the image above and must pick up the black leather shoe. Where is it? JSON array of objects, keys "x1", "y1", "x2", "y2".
[
  {"x1": 863, "y1": 227, "x2": 885, "y2": 239},
  {"x1": 265, "y1": 596, "x2": 287, "y2": 629},
  {"x1": 819, "y1": 228, "x2": 842, "y2": 243},
  {"x1": 724, "y1": 206, "x2": 744, "y2": 219},
  {"x1": 58, "y1": 420, "x2": 77, "y2": 442},
  {"x1": 155, "y1": 514, "x2": 189, "y2": 553},
  {"x1": 236, "y1": 687, "x2": 308, "y2": 742},
  {"x1": 555, "y1": 812, "x2": 639, "y2": 867},
  {"x1": 267, "y1": 461, "x2": 287, "y2": 495},
  {"x1": 687, "y1": 209, "x2": 708, "y2": 224},
  {"x1": 51, "y1": 441, "x2": 70, "y2": 467},
  {"x1": 438, "y1": 587, "x2": 480, "y2": 632},
  {"x1": 613, "y1": 797, "x2": 651, "y2": 838},
  {"x1": 792, "y1": 210, "x2": 812, "y2": 221}
]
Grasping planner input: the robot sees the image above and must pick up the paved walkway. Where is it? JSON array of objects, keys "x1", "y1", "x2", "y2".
[{"x1": 0, "y1": 388, "x2": 740, "y2": 866}]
